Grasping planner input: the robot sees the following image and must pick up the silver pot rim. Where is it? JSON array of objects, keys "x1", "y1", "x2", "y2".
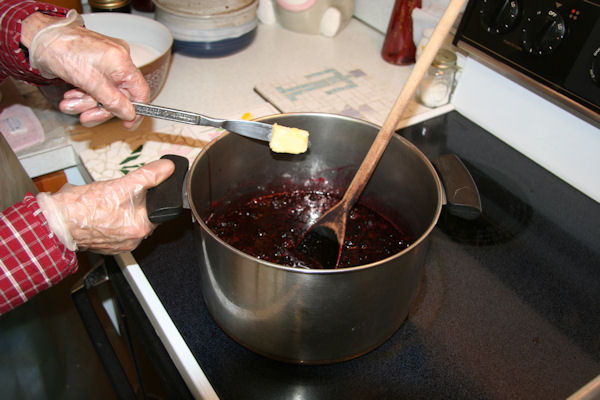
[{"x1": 188, "y1": 112, "x2": 444, "y2": 274}]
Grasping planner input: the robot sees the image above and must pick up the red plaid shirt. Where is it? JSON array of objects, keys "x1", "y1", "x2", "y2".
[
  {"x1": 0, "y1": 0, "x2": 68, "y2": 84},
  {"x1": 1, "y1": 1, "x2": 75, "y2": 315},
  {"x1": 0, "y1": 193, "x2": 77, "y2": 314},
  {"x1": 0, "y1": 194, "x2": 78, "y2": 314}
]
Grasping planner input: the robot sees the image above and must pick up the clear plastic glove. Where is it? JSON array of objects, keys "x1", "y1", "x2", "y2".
[
  {"x1": 21, "y1": 10, "x2": 149, "y2": 129},
  {"x1": 36, "y1": 159, "x2": 175, "y2": 254}
]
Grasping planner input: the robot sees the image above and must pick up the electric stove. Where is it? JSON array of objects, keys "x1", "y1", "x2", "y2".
[
  {"x1": 131, "y1": 110, "x2": 600, "y2": 399},
  {"x1": 454, "y1": 0, "x2": 600, "y2": 126}
]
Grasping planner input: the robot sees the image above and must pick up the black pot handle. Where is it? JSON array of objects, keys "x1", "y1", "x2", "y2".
[
  {"x1": 146, "y1": 154, "x2": 189, "y2": 224},
  {"x1": 432, "y1": 154, "x2": 482, "y2": 220}
]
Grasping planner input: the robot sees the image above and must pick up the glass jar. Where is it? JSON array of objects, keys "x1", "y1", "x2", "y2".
[
  {"x1": 416, "y1": 48, "x2": 457, "y2": 108},
  {"x1": 88, "y1": 0, "x2": 132, "y2": 12}
]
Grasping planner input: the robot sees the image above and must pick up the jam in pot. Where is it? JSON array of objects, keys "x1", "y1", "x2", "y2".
[{"x1": 206, "y1": 188, "x2": 415, "y2": 269}]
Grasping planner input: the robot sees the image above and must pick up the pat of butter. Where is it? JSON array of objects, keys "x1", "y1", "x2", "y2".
[{"x1": 269, "y1": 123, "x2": 309, "y2": 154}]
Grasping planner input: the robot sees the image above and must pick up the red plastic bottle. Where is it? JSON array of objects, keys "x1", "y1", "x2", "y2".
[{"x1": 381, "y1": 0, "x2": 422, "y2": 65}]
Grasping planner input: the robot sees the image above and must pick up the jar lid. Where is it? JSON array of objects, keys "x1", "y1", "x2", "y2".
[
  {"x1": 432, "y1": 48, "x2": 457, "y2": 69},
  {"x1": 88, "y1": 0, "x2": 131, "y2": 10},
  {"x1": 153, "y1": 0, "x2": 256, "y2": 16}
]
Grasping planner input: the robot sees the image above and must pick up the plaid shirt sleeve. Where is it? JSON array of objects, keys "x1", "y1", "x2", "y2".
[
  {"x1": 0, "y1": 193, "x2": 78, "y2": 314},
  {"x1": 0, "y1": 0, "x2": 69, "y2": 84}
]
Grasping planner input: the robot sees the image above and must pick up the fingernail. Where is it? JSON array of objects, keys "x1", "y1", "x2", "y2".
[
  {"x1": 60, "y1": 99, "x2": 85, "y2": 113},
  {"x1": 63, "y1": 90, "x2": 87, "y2": 99}
]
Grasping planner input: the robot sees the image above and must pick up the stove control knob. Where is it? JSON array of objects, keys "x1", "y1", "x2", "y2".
[
  {"x1": 591, "y1": 46, "x2": 600, "y2": 86},
  {"x1": 480, "y1": 0, "x2": 520, "y2": 34},
  {"x1": 521, "y1": 9, "x2": 566, "y2": 55}
]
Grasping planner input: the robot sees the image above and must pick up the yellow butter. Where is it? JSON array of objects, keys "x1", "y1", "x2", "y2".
[{"x1": 269, "y1": 123, "x2": 309, "y2": 154}]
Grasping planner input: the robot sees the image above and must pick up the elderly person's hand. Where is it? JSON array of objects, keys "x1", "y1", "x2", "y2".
[
  {"x1": 20, "y1": 10, "x2": 148, "y2": 129},
  {"x1": 36, "y1": 159, "x2": 175, "y2": 254}
]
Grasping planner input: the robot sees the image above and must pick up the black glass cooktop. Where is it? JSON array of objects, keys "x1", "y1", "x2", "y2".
[{"x1": 133, "y1": 111, "x2": 600, "y2": 399}]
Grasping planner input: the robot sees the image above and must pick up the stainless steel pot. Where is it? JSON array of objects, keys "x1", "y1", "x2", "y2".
[{"x1": 157, "y1": 113, "x2": 480, "y2": 364}]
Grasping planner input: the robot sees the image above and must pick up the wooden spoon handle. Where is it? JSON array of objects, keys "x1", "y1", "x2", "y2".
[{"x1": 341, "y1": 0, "x2": 467, "y2": 209}]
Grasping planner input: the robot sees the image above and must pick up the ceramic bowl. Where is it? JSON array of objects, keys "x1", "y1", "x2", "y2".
[
  {"x1": 40, "y1": 13, "x2": 173, "y2": 106},
  {"x1": 153, "y1": 0, "x2": 258, "y2": 57}
]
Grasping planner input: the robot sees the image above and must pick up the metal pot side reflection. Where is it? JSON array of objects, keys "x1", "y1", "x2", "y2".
[{"x1": 187, "y1": 113, "x2": 443, "y2": 364}]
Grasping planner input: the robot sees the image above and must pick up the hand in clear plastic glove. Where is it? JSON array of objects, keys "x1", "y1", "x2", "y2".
[
  {"x1": 21, "y1": 10, "x2": 149, "y2": 129},
  {"x1": 36, "y1": 159, "x2": 175, "y2": 254}
]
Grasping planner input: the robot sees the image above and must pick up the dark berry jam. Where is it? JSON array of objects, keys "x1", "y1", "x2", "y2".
[{"x1": 205, "y1": 189, "x2": 414, "y2": 269}]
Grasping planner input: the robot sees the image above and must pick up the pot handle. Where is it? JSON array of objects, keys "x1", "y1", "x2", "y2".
[
  {"x1": 146, "y1": 154, "x2": 189, "y2": 223},
  {"x1": 432, "y1": 154, "x2": 482, "y2": 220}
]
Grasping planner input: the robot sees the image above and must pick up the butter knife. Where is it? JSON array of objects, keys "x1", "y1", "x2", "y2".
[{"x1": 132, "y1": 102, "x2": 273, "y2": 142}]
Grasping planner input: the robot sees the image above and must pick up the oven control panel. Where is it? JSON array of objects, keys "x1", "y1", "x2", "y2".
[{"x1": 454, "y1": 0, "x2": 599, "y2": 125}]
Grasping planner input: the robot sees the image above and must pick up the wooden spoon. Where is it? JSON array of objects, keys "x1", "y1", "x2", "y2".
[{"x1": 297, "y1": 0, "x2": 467, "y2": 269}]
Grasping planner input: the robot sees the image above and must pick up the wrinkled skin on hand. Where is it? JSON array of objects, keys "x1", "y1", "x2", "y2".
[
  {"x1": 51, "y1": 159, "x2": 175, "y2": 254},
  {"x1": 22, "y1": 12, "x2": 149, "y2": 129}
]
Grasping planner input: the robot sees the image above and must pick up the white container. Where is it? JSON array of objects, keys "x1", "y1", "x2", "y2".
[
  {"x1": 0, "y1": 104, "x2": 44, "y2": 152},
  {"x1": 273, "y1": 0, "x2": 355, "y2": 37}
]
